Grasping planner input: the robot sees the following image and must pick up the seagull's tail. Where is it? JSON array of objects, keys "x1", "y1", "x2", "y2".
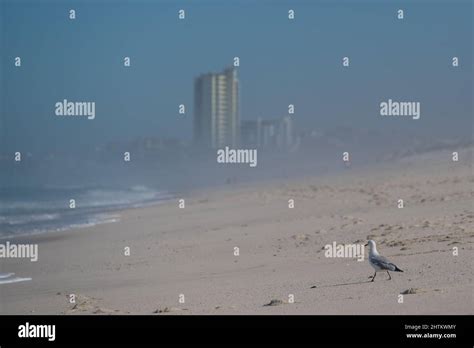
[{"x1": 394, "y1": 266, "x2": 403, "y2": 272}]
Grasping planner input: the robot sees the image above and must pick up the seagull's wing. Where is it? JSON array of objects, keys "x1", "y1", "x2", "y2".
[{"x1": 370, "y1": 254, "x2": 398, "y2": 271}]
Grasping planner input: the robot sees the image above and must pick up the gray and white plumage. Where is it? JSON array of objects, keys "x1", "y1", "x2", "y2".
[{"x1": 366, "y1": 240, "x2": 403, "y2": 281}]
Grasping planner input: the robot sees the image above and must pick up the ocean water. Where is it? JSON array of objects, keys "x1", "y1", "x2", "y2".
[{"x1": 0, "y1": 185, "x2": 172, "y2": 237}]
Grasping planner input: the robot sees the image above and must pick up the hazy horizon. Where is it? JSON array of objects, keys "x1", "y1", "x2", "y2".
[{"x1": 1, "y1": 0, "x2": 472, "y2": 154}]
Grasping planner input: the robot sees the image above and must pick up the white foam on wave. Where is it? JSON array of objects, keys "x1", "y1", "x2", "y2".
[
  {"x1": 0, "y1": 186, "x2": 172, "y2": 237},
  {"x1": 0, "y1": 273, "x2": 32, "y2": 284},
  {"x1": 78, "y1": 187, "x2": 169, "y2": 208},
  {"x1": 0, "y1": 277, "x2": 32, "y2": 284},
  {"x1": 0, "y1": 213, "x2": 61, "y2": 225}
]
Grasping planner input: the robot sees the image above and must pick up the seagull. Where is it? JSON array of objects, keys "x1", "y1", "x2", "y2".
[{"x1": 365, "y1": 240, "x2": 403, "y2": 282}]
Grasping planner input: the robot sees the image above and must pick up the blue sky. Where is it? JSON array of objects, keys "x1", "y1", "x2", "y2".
[{"x1": 1, "y1": 0, "x2": 472, "y2": 152}]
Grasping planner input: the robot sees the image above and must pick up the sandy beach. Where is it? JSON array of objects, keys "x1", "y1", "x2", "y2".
[{"x1": 1, "y1": 147, "x2": 473, "y2": 315}]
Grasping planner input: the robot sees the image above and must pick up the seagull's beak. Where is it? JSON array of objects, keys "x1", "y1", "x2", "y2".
[{"x1": 364, "y1": 243, "x2": 368, "y2": 247}]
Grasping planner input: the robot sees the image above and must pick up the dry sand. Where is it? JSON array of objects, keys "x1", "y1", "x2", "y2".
[{"x1": 1, "y1": 148, "x2": 473, "y2": 314}]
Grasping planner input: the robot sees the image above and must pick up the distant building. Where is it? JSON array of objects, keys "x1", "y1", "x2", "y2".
[
  {"x1": 277, "y1": 116, "x2": 294, "y2": 149},
  {"x1": 241, "y1": 116, "x2": 294, "y2": 150},
  {"x1": 260, "y1": 119, "x2": 278, "y2": 148},
  {"x1": 194, "y1": 67, "x2": 240, "y2": 149},
  {"x1": 241, "y1": 119, "x2": 261, "y2": 148}
]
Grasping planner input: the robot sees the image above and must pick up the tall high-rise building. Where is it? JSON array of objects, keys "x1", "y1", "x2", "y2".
[{"x1": 194, "y1": 67, "x2": 240, "y2": 149}]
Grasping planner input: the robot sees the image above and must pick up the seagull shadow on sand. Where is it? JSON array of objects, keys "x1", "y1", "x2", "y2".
[{"x1": 310, "y1": 279, "x2": 373, "y2": 289}]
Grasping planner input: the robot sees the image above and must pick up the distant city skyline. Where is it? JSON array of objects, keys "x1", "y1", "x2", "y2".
[{"x1": 1, "y1": 0, "x2": 472, "y2": 154}]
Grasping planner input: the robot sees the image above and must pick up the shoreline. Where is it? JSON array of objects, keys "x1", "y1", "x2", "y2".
[{"x1": 2, "y1": 145, "x2": 471, "y2": 241}]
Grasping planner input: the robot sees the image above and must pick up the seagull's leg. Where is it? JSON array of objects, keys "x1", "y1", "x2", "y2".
[
  {"x1": 371, "y1": 271, "x2": 377, "y2": 282},
  {"x1": 386, "y1": 271, "x2": 391, "y2": 280}
]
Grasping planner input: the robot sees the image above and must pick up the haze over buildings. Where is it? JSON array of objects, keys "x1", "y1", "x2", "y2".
[
  {"x1": 0, "y1": 2, "x2": 471, "y2": 191},
  {"x1": 241, "y1": 117, "x2": 295, "y2": 150},
  {"x1": 193, "y1": 66, "x2": 296, "y2": 151}
]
